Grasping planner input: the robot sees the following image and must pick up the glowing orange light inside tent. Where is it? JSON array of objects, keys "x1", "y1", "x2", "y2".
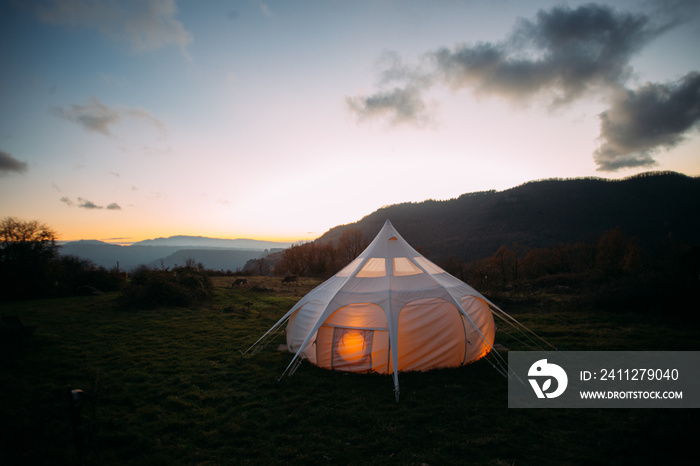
[
  {"x1": 337, "y1": 330, "x2": 367, "y2": 364},
  {"x1": 476, "y1": 348, "x2": 490, "y2": 360}
]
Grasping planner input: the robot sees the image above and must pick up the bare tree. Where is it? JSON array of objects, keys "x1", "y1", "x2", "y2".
[
  {"x1": 0, "y1": 217, "x2": 59, "y2": 299},
  {"x1": 337, "y1": 228, "x2": 366, "y2": 263},
  {"x1": 0, "y1": 217, "x2": 58, "y2": 261}
]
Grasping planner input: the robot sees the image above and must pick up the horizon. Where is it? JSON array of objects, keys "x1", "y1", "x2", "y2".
[
  {"x1": 56, "y1": 172, "x2": 625, "y2": 244},
  {"x1": 57, "y1": 170, "x2": 697, "y2": 245},
  {"x1": 2, "y1": 1, "x2": 699, "y2": 244},
  {"x1": 59, "y1": 234, "x2": 298, "y2": 247}
]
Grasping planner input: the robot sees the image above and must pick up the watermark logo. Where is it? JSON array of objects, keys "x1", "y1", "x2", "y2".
[
  {"x1": 509, "y1": 352, "x2": 698, "y2": 408},
  {"x1": 528, "y1": 359, "x2": 568, "y2": 399}
]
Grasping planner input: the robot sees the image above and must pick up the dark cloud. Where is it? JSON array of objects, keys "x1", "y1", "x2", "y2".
[
  {"x1": 78, "y1": 198, "x2": 102, "y2": 209},
  {"x1": 435, "y1": 4, "x2": 658, "y2": 104},
  {"x1": 60, "y1": 196, "x2": 123, "y2": 210},
  {"x1": 50, "y1": 96, "x2": 166, "y2": 136},
  {"x1": 0, "y1": 150, "x2": 29, "y2": 174},
  {"x1": 347, "y1": 2, "x2": 699, "y2": 170},
  {"x1": 595, "y1": 72, "x2": 700, "y2": 171},
  {"x1": 348, "y1": 4, "x2": 660, "y2": 124},
  {"x1": 346, "y1": 86, "x2": 431, "y2": 126},
  {"x1": 346, "y1": 51, "x2": 434, "y2": 125}
]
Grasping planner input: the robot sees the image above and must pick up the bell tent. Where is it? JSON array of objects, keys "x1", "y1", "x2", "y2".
[{"x1": 249, "y1": 220, "x2": 516, "y2": 399}]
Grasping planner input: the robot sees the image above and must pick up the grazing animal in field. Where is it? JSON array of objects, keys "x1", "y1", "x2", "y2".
[
  {"x1": 281, "y1": 275, "x2": 299, "y2": 286},
  {"x1": 232, "y1": 278, "x2": 248, "y2": 287}
]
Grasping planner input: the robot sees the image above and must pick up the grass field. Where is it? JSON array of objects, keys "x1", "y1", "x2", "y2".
[{"x1": 1, "y1": 276, "x2": 698, "y2": 465}]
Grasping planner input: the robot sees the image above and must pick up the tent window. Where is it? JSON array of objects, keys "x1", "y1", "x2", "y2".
[
  {"x1": 356, "y1": 258, "x2": 386, "y2": 277},
  {"x1": 331, "y1": 327, "x2": 373, "y2": 370},
  {"x1": 336, "y1": 257, "x2": 364, "y2": 277},
  {"x1": 414, "y1": 256, "x2": 446, "y2": 274},
  {"x1": 393, "y1": 257, "x2": 423, "y2": 276}
]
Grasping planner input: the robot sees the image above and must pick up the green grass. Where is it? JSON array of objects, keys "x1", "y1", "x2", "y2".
[{"x1": 1, "y1": 276, "x2": 698, "y2": 465}]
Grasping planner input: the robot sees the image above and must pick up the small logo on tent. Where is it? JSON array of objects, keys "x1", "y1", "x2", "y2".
[{"x1": 528, "y1": 359, "x2": 568, "y2": 399}]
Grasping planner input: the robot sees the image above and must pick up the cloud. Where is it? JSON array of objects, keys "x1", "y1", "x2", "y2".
[
  {"x1": 0, "y1": 150, "x2": 28, "y2": 174},
  {"x1": 594, "y1": 72, "x2": 700, "y2": 171},
  {"x1": 78, "y1": 198, "x2": 102, "y2": 209},
  {"x1": 648, "y1": 0, "x2": 700, "y2": 28},
  {"x1": 346, "y1": 51, "x2": 435, "y2": 126},
  {"x1": 125, "y1": 106, "x2": 167, "y2": 134},
  {"x1": 50, "y1": 96, "x2": 166, "y2": 136},
  {"x1": 60, "y1": 196, "x2": 123, "y2": 210},
  {"x1": 432, "y1": 3, "x2": 656, "y2": 105},
  {"x1": 37, "y1": 0, "x2": 193, "y2": 59},
  {"x1": 346, "y1": 86, "x2": 432, "y2": 126},
  {"x1": 347, "y1": 2, "x2": 699, "y2": 169},
  {"x1": 349, "y1": 4, "x2": 661, "y2": 126},
  {"x1": 50, "y1": 96, "x2": 120, "y2": 135}
]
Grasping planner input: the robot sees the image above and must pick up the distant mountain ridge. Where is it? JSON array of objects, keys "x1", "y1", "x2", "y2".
[
  {"x1": 317, "y1": 171, "x2": 700, "y2": 263},
  {"x1": 133, "y1": 236, "x2": 293, "y2": 250},
  {"x1": 59, "y1": 236, "x2": 293, "y2": 272}
]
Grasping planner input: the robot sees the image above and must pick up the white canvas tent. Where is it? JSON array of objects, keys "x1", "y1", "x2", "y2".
[{"x1": 248, "y1": 220, "x2": 522, "y2": 400}]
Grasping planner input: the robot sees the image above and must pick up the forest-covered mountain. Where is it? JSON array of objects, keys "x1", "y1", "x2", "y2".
[{"x1": 317, "y1": 172, "x2": 700, "y2": 263}]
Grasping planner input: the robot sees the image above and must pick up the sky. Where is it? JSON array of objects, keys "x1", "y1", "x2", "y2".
[{"x1": 1, "y1": 0, "x2": 699, "y2": 244}]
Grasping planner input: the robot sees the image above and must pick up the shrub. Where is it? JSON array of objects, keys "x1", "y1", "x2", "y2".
[
  {"x1": 120, "y1": 260, "x2": 213, "y2": 309},
  {"x1": 55, "y1": 255, "x2": 126, "y2": 296}
]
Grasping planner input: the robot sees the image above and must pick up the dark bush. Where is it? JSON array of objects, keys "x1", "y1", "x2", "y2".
[
  {"x1": 120, "y1": 261, "x2": 213, "y2": 309},
  {"x1": 1, "y1": 218, "x2": 127, "y2": 300},
  {"x1": 55, "y1": 255, "x2": 126, "y2": 296}
]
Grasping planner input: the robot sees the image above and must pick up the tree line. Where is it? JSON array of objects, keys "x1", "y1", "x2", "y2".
[
  {"x1": 0, "y1": 217, "x2": 125, "y2": 300},
  {"x1": 443, "y1": 226, "x2": 646, "y2": 290},
  {"x1": 266, "y1": 223, "x2": 697, "y2": 318},
  {"x1": 269, "y1": 228, "x2": 367, "y2": 278},
  {"x1": 4, "y1": 216, "x2": 696, "y2": 318},
  {"x1": 0, "y1": 217, "x2": 214, "y2": 308},
  {"x1": 268, "y1": 225, "x2": 648, "y2": 283}
]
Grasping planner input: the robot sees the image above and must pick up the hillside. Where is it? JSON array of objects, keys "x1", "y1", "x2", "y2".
[
  {"x1": 317, "y1": 172, "x2": 700, "y2": 263},
  {"x1": 58, "y1": 172, "x2": 699, "y2": 270}
]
